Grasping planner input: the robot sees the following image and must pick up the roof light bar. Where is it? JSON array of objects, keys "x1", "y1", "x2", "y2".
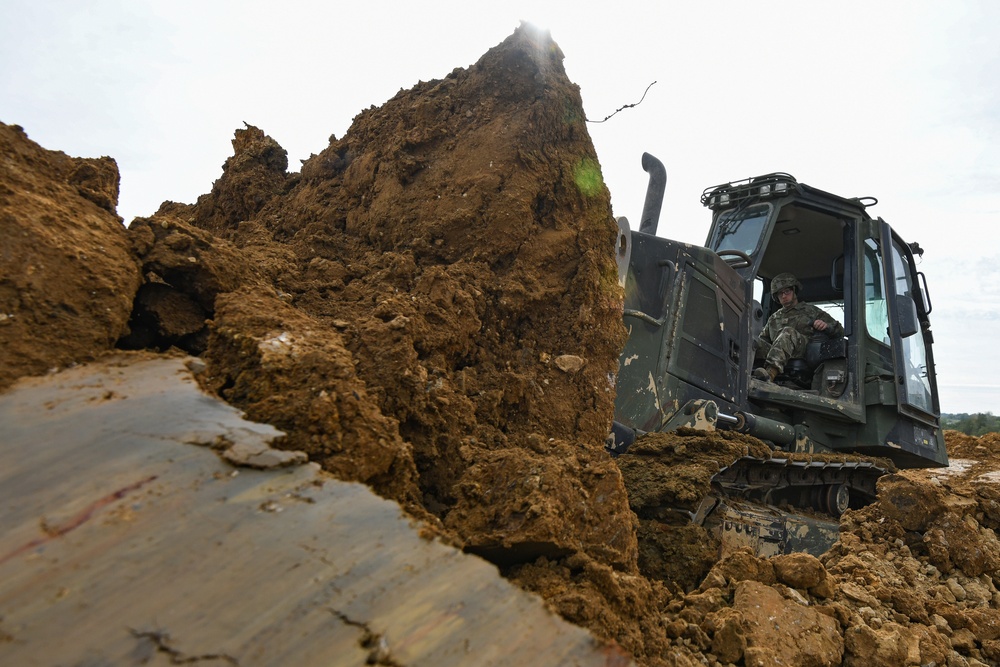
[{"x1": 700, "y1": 173, "x2": 799, "y2": 209}]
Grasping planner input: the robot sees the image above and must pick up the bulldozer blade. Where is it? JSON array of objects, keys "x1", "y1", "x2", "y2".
[{"x1": 704, "y1": 497, "x2": 841, "y2": 558}]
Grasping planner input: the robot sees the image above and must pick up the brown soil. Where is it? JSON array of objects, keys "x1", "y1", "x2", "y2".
[
  {"x1": 0, "y1": 124, "x2": 140, "y2": 388},
  {"x1": 4, "y1": 23, "x2": 1000, "y2": 667}
]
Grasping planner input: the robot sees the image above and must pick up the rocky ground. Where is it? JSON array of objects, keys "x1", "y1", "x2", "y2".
[{"x1": 3, "y1": 24, "x2": 1000, "y2": 667}]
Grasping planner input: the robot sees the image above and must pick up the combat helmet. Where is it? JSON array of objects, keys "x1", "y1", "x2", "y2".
[{"x1": 770, "y1": 272, "x2": 801, "y2": 296}]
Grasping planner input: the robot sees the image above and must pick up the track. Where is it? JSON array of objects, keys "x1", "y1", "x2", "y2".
[{"x1": 713, "y1": 455, "x2": 886, "y2": 515}]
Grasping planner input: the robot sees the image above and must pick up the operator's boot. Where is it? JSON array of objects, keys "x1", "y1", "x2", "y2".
[{"x1": 752, "y1": 365, "x2": 779, "y2": 383}]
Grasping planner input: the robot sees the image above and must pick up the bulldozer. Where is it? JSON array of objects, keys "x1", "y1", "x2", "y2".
[{"x1": 609, "y1": 153, "x2": 948, "y2": 556}]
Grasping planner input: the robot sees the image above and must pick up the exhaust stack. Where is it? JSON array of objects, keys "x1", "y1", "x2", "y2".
[{"x1": 639, "y1": 152, "x2": 666, "y2": 235}]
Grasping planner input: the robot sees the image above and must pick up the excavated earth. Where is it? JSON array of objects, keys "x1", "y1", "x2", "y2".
[{"x1": 4, "y1": 24, "x2": 1000, "y2": 667}]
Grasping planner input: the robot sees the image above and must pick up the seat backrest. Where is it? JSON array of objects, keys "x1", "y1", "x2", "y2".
[{"x1": 805, "y1": 335, "x2": 847, "y2": 368}]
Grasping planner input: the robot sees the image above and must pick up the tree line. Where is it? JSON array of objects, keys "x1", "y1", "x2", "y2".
[{"x1": 941, "y1": 413, "x2": 1000, "y2": 436}]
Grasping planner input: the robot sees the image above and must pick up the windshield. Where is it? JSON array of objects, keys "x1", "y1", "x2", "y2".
[{"x1": 707, "y1": 203, "x2": 771, "y2": 256}]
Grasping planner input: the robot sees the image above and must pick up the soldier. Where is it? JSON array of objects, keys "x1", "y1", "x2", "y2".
[{"x1": 752, "y1": 272, "x2": 844, "y2": 382}]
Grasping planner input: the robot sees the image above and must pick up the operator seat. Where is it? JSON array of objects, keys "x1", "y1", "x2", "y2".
[{"x1": 782, "y1": 333, "x2": 847, "y2": 389}]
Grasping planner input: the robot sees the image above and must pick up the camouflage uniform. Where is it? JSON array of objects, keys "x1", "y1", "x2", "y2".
[{"x1": 756, "y1": 302, "x2": 844, "y2": 372}]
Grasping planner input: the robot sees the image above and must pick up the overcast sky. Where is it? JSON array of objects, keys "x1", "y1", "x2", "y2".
[{"x1": 2, "y1": 1, "x2": 998, "y2": 414}]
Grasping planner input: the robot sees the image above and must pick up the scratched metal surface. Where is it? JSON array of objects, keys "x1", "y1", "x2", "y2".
[{"x1": 0, "y1": 354, "x2": 631, "y2": 667}]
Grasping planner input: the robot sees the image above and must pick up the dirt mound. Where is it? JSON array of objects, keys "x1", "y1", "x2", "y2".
[
  {"x1": 145, "y1": 25, "x2": 636, "y2": 569},
  {"x1": 0, "y1": 123, "x2": 140, "y2": 389},
  {"x1": 5, "y1": 23, "x2": 1000, "y2": 667}
]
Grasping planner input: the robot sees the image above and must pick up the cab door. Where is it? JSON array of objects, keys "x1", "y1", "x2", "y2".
[
  {"x1": 878, "y1": 221, "x2": 939, "y2": 419},
  {"x1": 858, "y1": 220, "x2": 946, "y2": 467}
]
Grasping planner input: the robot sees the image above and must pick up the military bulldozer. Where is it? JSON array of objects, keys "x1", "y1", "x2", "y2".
[{"x1": 610, "y1": 153, "x2": 947, "y2": 556}]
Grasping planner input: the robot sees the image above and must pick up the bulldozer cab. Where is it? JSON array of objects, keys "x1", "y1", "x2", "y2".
[
  {"x1": 609, "y1": 154, "x2": 947, "y2": 469},
  {"x1": 701, "y1": 173, "x2": 947, "y2": 467}
]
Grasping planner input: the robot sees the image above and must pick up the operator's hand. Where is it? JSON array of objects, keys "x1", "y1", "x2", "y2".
[{"x1": 812, "y1": 319, "x2": 828, "y2": 332}]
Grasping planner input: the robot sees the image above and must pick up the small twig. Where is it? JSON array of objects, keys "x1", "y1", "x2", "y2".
[{"x1": 586, "y1": 81, "x2": 657, "y2": 123}]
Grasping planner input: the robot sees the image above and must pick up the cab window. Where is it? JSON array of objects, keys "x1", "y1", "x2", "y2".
[
  {"x1": 863, "y1": 239, "x2": 890, "y2": 345},
  {"x1": 708, "y1": 204, "x2": 771, "y2": 256}
]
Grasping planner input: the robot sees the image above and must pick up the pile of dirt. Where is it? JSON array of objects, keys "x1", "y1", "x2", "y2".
[
  {"x1": 0, "y1": 123, "x2": 140, "y2": 389},
  {"x1": 133, "y1": 25, "x2": 635, "y2": 570},
  {"x1": 623, "y1": 430, "x2": 1000, "y2": 666},
  {"x1": 5, "y1": 23, "x2": 1000, "y2": 667}
]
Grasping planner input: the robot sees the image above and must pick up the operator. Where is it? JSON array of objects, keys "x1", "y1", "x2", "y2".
[{"x1": 752, "y1": 272, "x2": 844, "y2": 383}]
